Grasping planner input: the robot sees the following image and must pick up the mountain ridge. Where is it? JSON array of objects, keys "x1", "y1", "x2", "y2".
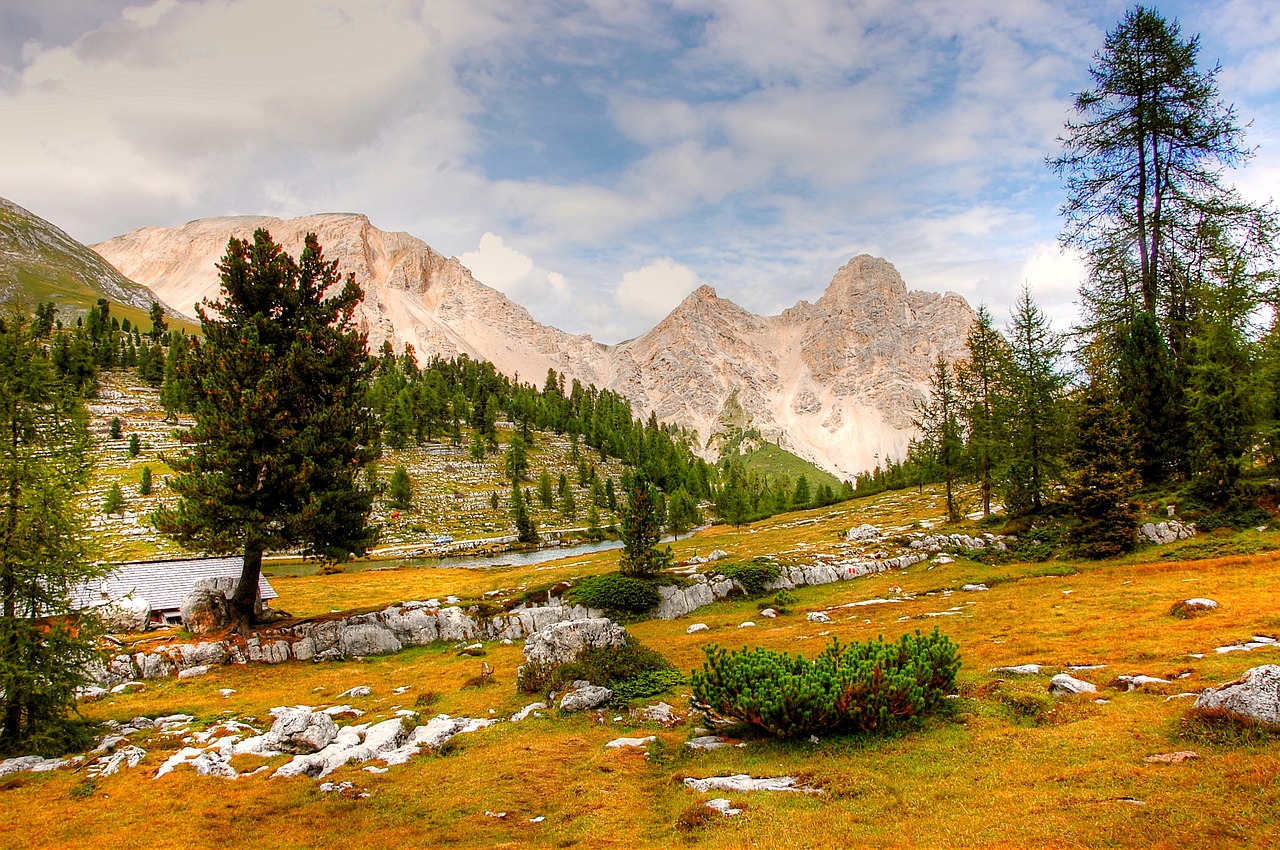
[{"x1": 91, "y1": 213, "x2": 974, "y2": 479}]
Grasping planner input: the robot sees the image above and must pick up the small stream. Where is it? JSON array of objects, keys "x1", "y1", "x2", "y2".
[{"x1": 264, "y1": 538, "x2": 625, "y2": 577}]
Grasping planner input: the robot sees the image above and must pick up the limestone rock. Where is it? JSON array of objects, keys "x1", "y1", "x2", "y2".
[
  {"x1": 1049, "y1": 674, "x2": 1097, "y2": 695},
  {"x1": 992, "y1": 664, "x2": 1042, "y2": 676},
  {"x1": 180, "y1": 590, "x2": 230, "y2": 636},
  {"x1": 686, "y1": 623, "x2": 710, "y2": 634},
  {"x1": 683, "y1": 774, "x2": 821, "y2": 794},
  {"x1": 559, "y1": 683, "x2": 613, "y2": 712},
  {"x1": 605, "y1": 736, "x2": 656, "y2": 749},
  {"x1": 806, "y1": 611, "x2": 832, "y2": 624},
  {"x1": 94, "y1": 594, "x2": 151, "y2": 634},
  {"x1": 268, "y1": 707, "x2": 340, "y2": 754},
  {"x1": 1192, "y1": 665, "x2": 1280, "y2": 725},
  {"x1": 523, "y1": 617, "x2": 627, "y2": 667},
  {"x1": 636, "y1": 702, "x2": 681, "y2": 726},
  {"x1": 846, "y1": 524, "x2": 880, "y2": 542},
  {"x1": 1140, "y1": 520, "x2": 1196, "y2": 545}
]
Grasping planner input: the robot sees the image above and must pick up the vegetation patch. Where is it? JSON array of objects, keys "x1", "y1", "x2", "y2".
[
  {"x1": 691, "y1": 630, "x2": 960, "y2": 738},
  {"x1": 537, "y1": 639, "x2": 678, "y2": 703},
  {"x1": 565, "y1": 573, "x2": 661, "y2": 615},
  {"x1": 1178, "y1": 706, "x2": 1280, "y2": 746},
  {"x1": 712, "y1": 559, "x2": 780, "y2": 596}
]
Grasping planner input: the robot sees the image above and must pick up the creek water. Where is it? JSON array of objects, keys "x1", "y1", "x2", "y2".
[{"x1": 264, "y1": 538, "x2": 625, "y2": 577}]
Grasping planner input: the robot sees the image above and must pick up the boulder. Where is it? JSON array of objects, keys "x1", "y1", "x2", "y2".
[
  {"x1": 1049, "y1": 674, "x2": 1097, "y2": 695},
  {"x1": 268, "y1": 707, "x2": 340, "y2": 754},
  {"x1": 992, "y1": 664, "x2": 1042, "y2": 676},
  {"x1": 523, "y1": 618, "x2": 627, "y2": 667},
  {"x1": 636, "y1": 702, "x2": 681, "y2": 726},
  {"x1": 1140, "y1": 520, "x2": 1196, "y2": 545},
  {"x1": 846, "y1": 524, "x2": 880, "y2": 542},
  {"x1": 180, "y1": 590, "x2": 230, "y2": 636},
  {"x1": 95, "y1": 594, "x2": 151, "y2": 633},
  {"x1": 686, "y1": 623, "x2": 709, "y2": 634},
  {"x1": 559, "y1": 683, "x2": 613, "y2": 712},
  {"x1": 605, "y1": 736, "x2": 656, "y2": 748},
  {"x1": 1192, "y1": 665, "x2": 1280, "y2": 725},
  {"x1": 806, "y1": 611, "x2": 832, "y2": 624},
  {"x1": 1114, "y1": 674, "x2": 1170, "y2": 691}
]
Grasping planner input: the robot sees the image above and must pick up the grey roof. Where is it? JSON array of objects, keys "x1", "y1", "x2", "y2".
[{"x1": 73, "y1": 556, "x2": 277, "y2": 613}]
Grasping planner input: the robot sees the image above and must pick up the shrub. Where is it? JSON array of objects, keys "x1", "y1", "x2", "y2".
[
  {"x1": 714, "y1": 559, "x2": 780, "y2": 596},
  {"x1": 691, "y1": 630, "x2": 960, "y2": 738},
  {"x1": 566, "y1": 573, "x2": 660, "y2": 614},
  {"x1": 520, "y1": 638, "x2": 677, "y2": 702}
]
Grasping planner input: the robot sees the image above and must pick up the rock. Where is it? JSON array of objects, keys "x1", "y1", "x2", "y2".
[
  {"x1": 1114, "y1": 674, "x2": 1170, "y2": 691},
  {"x1": 511, "y1": 702, "x2": 547, "y2": 722},
  {"x1": 685, "y1": 735, "x2": 731, "y2": 750},
  {"x1": 1192, "y1": 665, "x2": 1280, "y2": 725},
  {"x1": 1140, "y1": 520, "x2": 1196, "y2": 545},
  {"x1": 686, "y1": 623, "x2": 709, "y2": 634},
  {"x1": 1183, "y1": 598, "x2": 1218, "y2": 611},
  {"x1": 559, "y1": 684, "x2": 613, "y2": 712},
  {"x1": 177, "y1": 665, "x2": 210, "y2": 680},
  {"x1": 759, "y1": 608, "x2": 778, "y2": 619},
  {"x1": 180, "y1": 590, "x2": 230, "y2": 636},
  {"x1": 268, "y1": 707, "x2": 339, "y2": 754},
  {"x1": 636, "y1": 702, "x2": 680, "y2": 726},
  {"x1": 1144, "y1": 751, "x2": 1198, "y2": 764},
  {"x1": 94, "y1": 594, "x2": 151, "y2": 633},
  {"x1": 683, "y1": 774, "x2": 821, "y2": 794},
  {"x1": 846, "y1": 524, "x2": 880, "y2": 542},
  {"x1": 605, "y1": 736, "x2": 656, "y2": 748},
  {"x1": 806, "y1": 612, "x2": 832, "y2": 624},
  {"x1": 337, "y1": 686, "x2": 372, "y2": 698},
  {"x1": 738, "y1": 621, "x2": 756, "y2": 629},
  {"x1": 704, "y1": 798, "x2": 743, "y2": 816},
  {"x1": 338, "y1": 623, "x2": 402, "y2": 657},
  {"x1": 523, "y1": 617, "x2": 627, "y2": 667},
  {"x1": 110, "y1": 681, "x2": 145, "y2": 694},
  {"x1": 962, "y1": 583, "x2": 988, "y2": 592},
  {"x1": 1049, "y1": 674, "x2": 1097, "y2": 695},
  {"x1": 992, "y1": 664, "x2": 1042, "y2": 676}
]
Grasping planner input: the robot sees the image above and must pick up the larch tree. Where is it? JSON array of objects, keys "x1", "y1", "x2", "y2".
[
  {"x1": 0, "y1": 311, "x2": 106, "y2": 756},
  {"x1": 915, "y1": 356, "x2": 967, "y2": 523},
  {"x1": 956, "y1": 305, "x2": 1009, "y2": 518},
  {"x1": 1003, "y1": 287, "x2": 1069, "y2": 514},
  {"x1": 152, "y1": 230, "x2": 380, "y2": 633}
]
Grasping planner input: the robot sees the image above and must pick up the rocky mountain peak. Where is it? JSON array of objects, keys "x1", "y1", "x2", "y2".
[{"x1": 816, "y1": 254, "x2": 908, "y2": 309}]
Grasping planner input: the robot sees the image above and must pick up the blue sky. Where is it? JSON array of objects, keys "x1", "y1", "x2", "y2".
[{"x1": 2, "y1": 0, "x2": 1277, "y2": 342}]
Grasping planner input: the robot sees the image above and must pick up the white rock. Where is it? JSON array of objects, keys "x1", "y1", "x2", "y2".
[
  {"x1": 992, "y1": 664, "x2": 1042, "y2": 676},
  {"x1": 523, "y1": 618, "x2": 627, "y2": 666},
  {"x1": 177, "y1": 665, "x2": 210, "y2": 680},
  {"x1": 559, "y1": 684, "x2": 613, "y2": 712},
  {"x1": 1192, "y1": 665, "x2": 1280, "y2": 725},
  {"x1": 337, "y1": 686, "x2": 372, "y2": 698},
  {"x1": 738, "y1": 621, "x2": 756, "y2": 629},
  {"x1": 1115, "y1": 675, "x2": 1170, "y2": 691},
  {"x1": 683, "y1": 774, "x2": 821, "y2": 794},
  {"x1": 686, "y1": 623, "x2": 710, "y2": 634},
  {"x1": 705, "y1": 798, "x2": 743, "y2": 816},
  {"x1": 511, "y1": 702, "x2": 547, "y2": 722},
  {"x1": 806, "y1": 612, "x2": 832, "y2": 624},
  {"x1": 268, "y1": 706, "x2": 339, "y2": 754},
  {"x1": 637, "y1": 702, "x2": 680, "y2": 726},
  {"x1": 685, "y1": 735, "x2": 731, "y2": 750},
  {"x1": 605, "y1": 736, "x2": 656, "y2": 749},
  {"x1": 759, "y1": 608, "x2": 778, "y2": 619},
  {"x1": 1049, "y1": 674, "x2": 1097, "y2": 695}
]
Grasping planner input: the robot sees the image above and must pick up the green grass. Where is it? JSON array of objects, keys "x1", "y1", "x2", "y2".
[{"x1": 737, "y1": 441, "x2": 843, "y2": 490}]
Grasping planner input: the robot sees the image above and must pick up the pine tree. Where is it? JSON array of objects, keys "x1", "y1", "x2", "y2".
[
  {"x1": 666, "y1": 488, "x2": 700, "y2": 538},
  {"x1": 387, "y1": 465, "x2": 414, "y2": 511},
  {"x1": 109, "y1": 416, "x2": 122, "y2": 440},
  {"x1": 103, "y1": 482, "x2": 125, "y2": 514},
  {"x1": 1116, "y1": 310, "x2": 1185, "y2": 483},
  {"x1": 127, "y1": 433, "x2": 141, "y2": 457},
  {"x1": 560, "y1": 487, "x2": 577, "y2": 521},
  {"x1": 1, "y1": 311, "x2": 105, "y2": 756},
  {"x1": 915, "y1": 356, "x2": 967, "y2": 522},
  {"x1": 139, "y1": 466, "x2": 153, "y2": 496},
  {"x1": 537, "y1": 471, "x2": 554, "y2": 508},
  {"x1": 1003, "y1": 287, "x2": 1068, "y2": 514},
  {"x1": 152, "y1": 230, "x2": 380, "y2": 632},
  {"x1": 957, "y1": 305, "x2": 1010, "y2": 517},
  {"x1": 511, "y1": 479, "x2": 538, "y2": 544},
  {"x1": 791, "y1": 475, "x2": 811, "y2": 510},
  {"x1": 1063, "y1": 378, "x2": 1141, "y2": 558},
  {"x1": 148, "y1": 300, "x2": 167, "y2": 342},
  {"x1": 619, "y1": 472, "x2": 672, "y2": 577}
]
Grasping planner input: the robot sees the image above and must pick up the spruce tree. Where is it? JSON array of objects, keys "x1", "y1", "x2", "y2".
[
  {"x1": 1116, "y1": 310, "x2": 1185, "y2": 483},
  {"x1": 957, "y1": 305, "x2": 1009, "y2": 517},
  {"x1": 152, "y1": 230, "x2": 379, "y2": 632},
  {"x1": 103, "y1": 482, "x2": 125, "y2": 514},
  {"x1": 915, "y1": 356, "x2": 967, "y2": 522},
  {"x1": 1063, "y1": 378, "x2": 1141, "y2": 558},
  {"x1": 791, "y1": 475, "x2": 811, "y2": 510},
  {"x1": 387, "y1": 465, "x2": 414, "y2": 511},
  {"x1": 139, "y1": 466, "x2": 153, "y2": 496},
  {"x1": 1, "y1": 311, "x2": 105, "y2": 756},
  {"x1": 619, "y1": 472, "x2": 672, "y2": 577},
  {"x1": 511, "y1": 479, "x2": 538, "y2": 543},
  {"x1": 1003, "y1": 287, "x2": 1068, "y2": 514}
]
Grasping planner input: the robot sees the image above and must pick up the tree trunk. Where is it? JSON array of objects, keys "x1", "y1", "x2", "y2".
[{"x1": 230, "y1": 545, "x2": 264, "y2": 635}]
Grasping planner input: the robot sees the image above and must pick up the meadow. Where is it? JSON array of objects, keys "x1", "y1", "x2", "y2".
[{"x1": 5, "y1": 485, "x2": 1279, "y2": 850}]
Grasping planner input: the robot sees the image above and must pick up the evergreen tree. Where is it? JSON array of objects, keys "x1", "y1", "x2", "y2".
[
  {"x1": 109, "y1": 416, "x2": 122, "y2": 440},
  {"x1": 791, "y1": 475, "x2": 811, "y2": 510},
  {"x1": 139, "y1": 466, "x2": 153, "y2": 496},
  {"x1": 103, "y1": 482, "x2": 125, "y2": 514},
  {"x1": 957, "y1": 305, "x2": 1009, "y2": 517},
  {"x1": 511, "y1": 479, "x2": 538, "y2": 544},
  {"x1": 152, "y1": 230, "x2": 380, "y2": 631},
  {"x1": 915, "y1": 356, "x2": 967, "y2": 523},
  {"x1": 537, "y1": 471, "x2": 554, "y2": 509},
  {"x1": 0, "y1": 311, "x2": 105, "y2": 756},
  {"x1": 1116, "y1": 310, "x2": 1185, "y2": 483},
  {"x1": 127, "y1": 433, "x2": 141, "y2": 457},
  {"x1": 1003, "y1": 287, "x2": 1068, "y2": 514},
  {"x1": 585, "y1": 502, "x2": 602, "y2": 539},
  {"x1": 1063, "y1": 378, "x2": 1141, "y2": 558},
  {"x1": 1186, "y1": 300, "x2": 1256, "y2": 502},
  {"x1": 1256, "y1": 314, "x2": 1280, "y2": 470},
  {"x1": 148, "y1": 301, "x2": 167, "y2": 342},
  {"x1": 504, "y1": 435, "x2": 529, "y2": 482},
  {"x1": 469, "y1": 431, "x2": 486, "y2": 462},
  {"x1": 560, "y1": 487, "x2": 577, "y2": 521},
  {"x1": 618, "y1": 472, "x2": 672, "y2": 577},
  {"x1": 387, "y1": 465, "x2": 414, "y2": 511},
  {"x1": 666, "y1": 488, "x2": 700, "y2": 538}
]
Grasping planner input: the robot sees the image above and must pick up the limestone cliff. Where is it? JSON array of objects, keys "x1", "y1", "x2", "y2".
[{"x1": 93, "y1": 215, "x2": 973, "y2": 479}]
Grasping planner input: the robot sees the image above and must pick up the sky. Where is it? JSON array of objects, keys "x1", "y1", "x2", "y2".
[{"x1": 2, "y1": 0, "x2": 1278, "y2": 343}]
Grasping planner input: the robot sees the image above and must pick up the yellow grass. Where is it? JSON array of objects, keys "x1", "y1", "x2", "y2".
[{"x1": 6, "y1": 487, "x2": 1280, "y2": 850}]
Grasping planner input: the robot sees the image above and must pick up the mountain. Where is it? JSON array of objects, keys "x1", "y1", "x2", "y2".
[
  {"x1": 92, "y1": 213, "x2": 973, "y2": 479},
  {"x1": 0, "y1": 196, "x2": 174, "y2": 324}
]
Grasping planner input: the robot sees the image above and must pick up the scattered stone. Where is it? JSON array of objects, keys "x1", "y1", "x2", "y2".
[
  {"x1": 686, "y1": 623, "x2": 709, "y2": 634},
  {"x1": 529, "y1": 816, "x2": 545, "y2": 823},
  {"x1": 559, "y1": 683, "x2": 613, "y2": 712},
  {"x1": 0, "y1": 755, "x2": 77, "y2": 777},
  {"x1": 759, "y1": 608, "x2": 778, "y2": 619},
  {"x1": 605, "y1": 736, "x2": 656, "y2": 749},
  {"x1": 1140, "y1": 520, "x2": 1196, "y2": 545},
  {"x1": 1049, "y1": 674, "x2": 1097, "y2": 695},
  {"x1": 1114, "y1": 674, "x2": 1171, "y2": 691},
  {"x1": 806, "y1": 612, "x2": 831, "y2": 624},
  {"x1": 1144, "y1": 751, "x2": 1198, "y2": 764},
  {"x1": 685, "y1": 736, "x2": 732, "y2": 750},
  {"x1": 267, "y1": 707, "x2": 339, "y2": 754},
  {"x1": 337, "y1": 686, "x2": 372, "y2": 698},
  {"x1": 962, "y1": 583, "x2": 989, "y2": 592},
  {"x1": 511, "y1": 702, "x2": 547, "y2": 722},
  {"x1": 485, "y1": 811, "x2": 507, "y2": 819},
  {"x1": 1192, "y1": 665, "x2": 1280, "y2": 725},
  {"x1": 846, "y1": 524, "x2": 880, "y2": 542},
  {"x1": 705, "y1": 798, "x2": 743, "y2": 816},
  {"x1": 219, "y1": 689, "x2": 236, "y2": 698},
  {"x1": 458, "y1": 643, "x2": 485, "y2": 657},
  {"x1": 88, "y1": 745, "x2": 146, "y2": 777},
  {"x1": 319, "y1": 781, "x2": 356, "y2": 793},
  {"x1": 110, "y1": 681, "x2": 145, "y2": 694},
  {"x1": 523, "y1": 618, "x2": 627, "y2": 667},
  {"x1": 683, "y1": 775, "x2": 822, "y2": 794},
  {"x1": 992, "y1": 664, "x2": 1042, "y2": 676},
  {"x1": 738, "y1": 621, "x2": 756, "y2": 629},
  {"x1": 636, "y1": 702, "x2": 680, "y2": 726},
  {"x1": 934, "y1": 555, "x2": 955, "y2": 565},
  {"x1": 177, "y1": 665, "x2": 210, "y2": 680}
]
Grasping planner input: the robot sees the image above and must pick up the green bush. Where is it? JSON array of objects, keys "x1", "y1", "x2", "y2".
[
  {"x1": 691, "y1": 630, "x2": 960, "y2": 738},
  {"x1": 714, "y1": 559, "x2": 780, "y2": 596},
  {"x1": 519, "y1": 638, "x2": 677, "y2": 701},
  {"x1": 566, "y1": 573, "x2": 660, "y2": 614}
]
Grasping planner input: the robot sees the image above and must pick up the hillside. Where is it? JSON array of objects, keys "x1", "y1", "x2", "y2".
[
  {"x1": 0, "y1": 197, "x2": 178, "y2": 329},
  {"x1": 92, "y1": 213, "x2": 973, "y2": 478},
  {"x1": 6, "y1": 479, "x2": 1280, "y2": 848}
]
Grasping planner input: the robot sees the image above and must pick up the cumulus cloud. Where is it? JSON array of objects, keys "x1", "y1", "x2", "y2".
[{"x1": 615, "y1": 259, "x2": 702, "y2": 328}]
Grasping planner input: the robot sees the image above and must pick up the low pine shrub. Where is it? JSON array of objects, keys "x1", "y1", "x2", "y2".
[
  {"x1": 566, "y1": 573, "x2": 660, "y2": 614},
  {"x1": 691, "y1": 630, "x2": 960, "y2": 738},
  {"x1": 546, "y1": 640, "x2": 673, "y2": 693},
  {"x1": 714, "y1": 559, "x2": 780, "y2": 596}
]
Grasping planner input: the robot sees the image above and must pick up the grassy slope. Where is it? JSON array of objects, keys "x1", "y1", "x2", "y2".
[
  {"x1": 737, "y1": 441, "x2": 843, "y2": 490},
  {"x1": 8, "y1": 485, "x2": 1279, "y2": 849}
]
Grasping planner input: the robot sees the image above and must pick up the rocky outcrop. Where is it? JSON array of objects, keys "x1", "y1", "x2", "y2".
[
  {"x1": 1140, "y1": 521, "x2": 1196, "y2": 545},
  {"x1": 523, "y1": 619, "x2": 627, "y2": 667},
  {"x1": 93, "y1": 212, "x2": 973, "y2": 477},
  {"x1": 1193, "y1": 665, "x2": 1280, "y2": 725}
]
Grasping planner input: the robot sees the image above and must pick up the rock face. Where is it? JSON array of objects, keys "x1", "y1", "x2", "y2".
[
  {"x1": 180, "y1": 590, "x2": 230, "y2": 636},
  {"x1": 93, "y1": 214, "x2": 973, "y2": 477},
  {"x1": 522, "y1": 618, "x2": 627, "y2": 667},
  {"x1": 1193, "y1": 665, "x2": 1280, "y2": 725}
]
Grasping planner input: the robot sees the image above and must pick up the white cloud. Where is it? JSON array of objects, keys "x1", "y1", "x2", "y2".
[
  {"x1": 457, "y1": 232, "x2": 571, "y2": 318},
  {"x1": 615, "y1": 258, "x2": 701, "y2": 328}
]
